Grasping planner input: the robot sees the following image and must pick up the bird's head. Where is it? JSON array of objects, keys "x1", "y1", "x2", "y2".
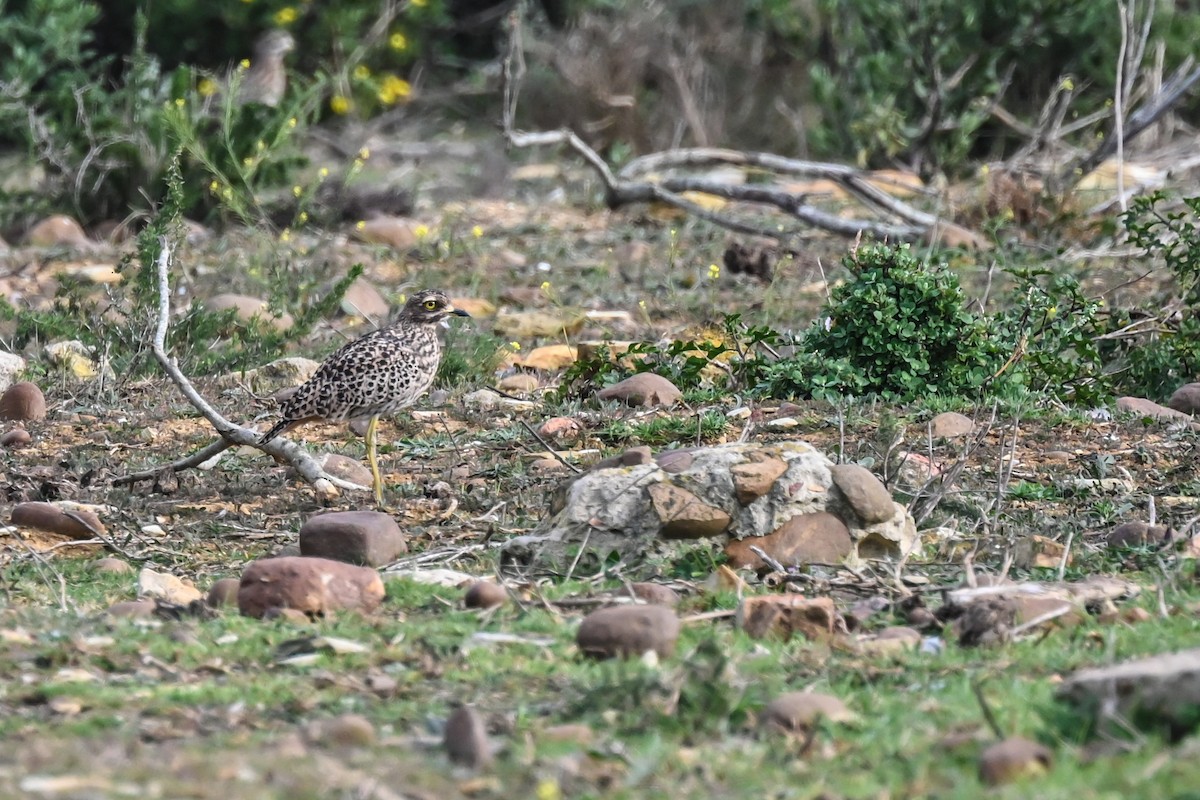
[
  {"x1": 400, "y1": 290, "x2": 470, "y2": 324},
  {"x1": 255, "y1": 30, "x2": 296, "y2": 59}
]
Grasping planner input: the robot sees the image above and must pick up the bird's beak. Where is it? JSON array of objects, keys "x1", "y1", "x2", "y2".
[{"x1": 451, "y1": 307, "x2": 470, "y2": 317}]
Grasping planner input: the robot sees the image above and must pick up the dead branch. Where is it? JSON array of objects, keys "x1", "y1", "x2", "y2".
[{"x1": 112, "y1": 237, "x2": 367, "y2": 498}]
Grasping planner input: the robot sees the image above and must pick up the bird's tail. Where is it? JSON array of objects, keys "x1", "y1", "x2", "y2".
[{"x1": 257, "y1": 419, "x2": 291, "y2": 446}]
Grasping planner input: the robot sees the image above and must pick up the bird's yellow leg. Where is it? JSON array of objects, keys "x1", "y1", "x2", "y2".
[{"x1": 366, "y1": 415, "x2": 384, "y2": 508}]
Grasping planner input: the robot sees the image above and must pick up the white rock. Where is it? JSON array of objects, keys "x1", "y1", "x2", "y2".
[{"x1": 0, "y1": 351, "x2": 26, "y2": 392}]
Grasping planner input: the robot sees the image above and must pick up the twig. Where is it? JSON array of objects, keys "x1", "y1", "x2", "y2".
[
  {"x1": 520, "y1": 420, "x2": 581, "y2": 473},
  {"x1": 112, "y1": 237, "x2": 367, "y2": 497},
  {"x1": 972, "y1": 679, "x2": 1007, "y2": 740},
  {"x1": 748, "y1": 545, "x2": 788, "y2": 574}
]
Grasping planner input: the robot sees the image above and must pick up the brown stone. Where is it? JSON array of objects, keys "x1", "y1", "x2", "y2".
[
  {"x1": 537, "y1": 416, "x2": 582, "y2": 442},
  {"x1": 92, "y1": 557, "x2": 132, "y2": 576},
  {"x1": 309, "y1": 713, "x2": 377, "y2": 748},
  {"x1": 339, "y1": 278, "x2": 390, "y2": 320},
  {"x1": 1014, "y1": 534, "x2": 1070, "y2": 569},
  {"x1": 978, "y1": 737, "x2": 1052, "y2": 786},
  {"x1": 725, "y1": 512, "x2": 852, "y2": 569},
  {"x1": 0, "y1": 428, "x2": 32, "y2": 448},
  {"x1": 655, "y1": 449, "x2": 695, "y2": 474},
  {"x1": 760, "y1": 692, "x2": 855, "y2": 734},
  {"x1": 26, "y1": 214, "x2": 92, "y2": 248},
  {"x1": 540, "y1": 723, "x2": 594, "y2": 745},
  {"x1": 106, "y1": 599, "x2": 157, "y2": 619},
  {"x1": 930, "y1": 411, "x2": 974, "y2": 438},
  {"x1": 138, "y1": 568, "x2": 202, "y2": 605},
  {"x1": 11, "y1": 502, "x2": 105, "y2": 539},
  {"x1": 237, "y1": 556, "x2": 385, "y2": 618},
  {"x1": 494, "y1": 309, "x2": 587, "y2": 338},
  {"x1": 353, "y1": 216, "x2": 419, "y2": 249},
  {"x1": 629, "y1": 582, "x2": 680, "y2": 607},
  {"x1": 1107, "y1": 521, "x2": 1171, "y2": 548},
  {"x1": 204, "y1": 294, "x2": 293, "y2": 332},
  {"x1": 317, "y1": 453, "x2": 374, "y2": 488},
  {"x1": 207, "y1": 578, "x2": 241, "y2": 608},
  {"x1": 576, "y1": 605, "x2": 681, "y2": 659},
  {"x1": 736, "y1": 594, "x2": 845, "y2": 641},
  {"x1": 464, "y1": 581, "x2": 507, "y2": 609},
  {"x1": 830, "y1": 463, "x2": 894, "y2": 523},
  {"x1": 444, "y1": 705, "x2": 492, "y2": 767},
  {"x1": 1013, "y1": 596, "x2": 1082, "y2": 629},
  {"x1": 596, "y1": 373, "x2": 681, "y2": 407},
  {"x1": 0, "y1": 382, "x2": 46, "y2": 421},
  {"x1": 450, "y1": 297, "x2": 496, "y2": 318},
  {"x1": 856, "y1": 626, "x2": 922, "y2": 655},
  {"x1": 518, "y1": 344, "x2": 577, "y2": 372},
  {"x1": 1116, "y1": 396, "x2": 1194, "y2": 422},
  {"x1": 730, "y1": 457, "x2": 787, "y2": 505},
  {"x1": 1168, "y1": 382, "x2": 1200, "y2": 414},
  {"x1": 647, "y1": 483, "x2": 731, "y2": 539},
  {"x1": 592, "y1": 445, "x2": 654, "y2": 471},
  {"x1": 496, "y1": 372, "x2": 539, "y2": 393},
  {"x1": 299, "y1": 510, "x2": 408, "y2": 567}
]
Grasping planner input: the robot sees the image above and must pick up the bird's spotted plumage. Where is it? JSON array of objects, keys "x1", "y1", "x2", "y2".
[{"x1": 258, "y1": 289, "x2": 468, "y2": 505}]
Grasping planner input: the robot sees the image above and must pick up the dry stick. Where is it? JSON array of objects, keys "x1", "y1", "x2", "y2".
[
  {"x1": 519, "y1": 420, "x2": 581, "y2": 474},
  {"x1": 112, "y1": 238, "x2": 367, "y2": 497},
  {"x1": 972, "y1": 679, "x2": 1007, "y2": 740}
]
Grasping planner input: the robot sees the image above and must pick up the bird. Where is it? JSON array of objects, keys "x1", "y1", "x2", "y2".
[
  {"x1": 237, "y1": 29, "x2": 295, "y2": 107},
  {"x1": 257, "y1": 289, "x2": 469, "y2": 507}
]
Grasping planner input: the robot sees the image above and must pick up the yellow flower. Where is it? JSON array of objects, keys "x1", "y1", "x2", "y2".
[
  {"x1": 255, "y1": 139, "x2": 266, "y2": 151},
  {"x1": 287, "y1": 117, "x2": 297, "y2": 128},
  {"x1": 279, "y1": 228, "x2": 292, "y2": 242},
  {"x1": 292, "y1": 185, "x2": 302, "y2": 197},
  {"x1": 273, "y1": 6, "x2": 297, "y2": 25},
  {"x1": 414, "y1": 224, "x2": 430, "y2": 240},
  {"x1": 298, "y1": 211, "x2": 308, "y2": 224},
  {"x1": 355, "y1": 220, "x2": 366, "y2": 230},
  {"x1": 1047, "y1": 306, "x2": 1058, "y2": 319},
  {"x1": 358, "y1": 147, "x2": 370, "y2": 160},
  {"x1": 209, "y1": 180, "x2": 220, "y2": 193},
  {"x1": 540, "y1": 281, "x2": 551, "y2": 293},
  {"x1": 377, "y1": 74, "x2": 412, "y2": 105},
  {"x1": 330, "y1": 95, "x2": 351, "y2": 115},
  {"x1": 472, "y1": 225, "x2": 483, "y2": 238},
  {"x1": 197, "y1": 78, "x2": 217, "y2": 97},
  {"x1": 389, "y1": 32, "x2": 408, "y2": 51},
  {"x1": 510, "y1": 341, "x2": 521, "y2": 351},
  {"x1": 239, "y1": 59, "x2": 251, "y2": 71},
  {"x1": 353, "y1": 64, "x2": 371, "y2": 80},
  {"x1": 708, "y1": 263, "x2": 720, "y2": 280},
  {"x1": 536, "y1": 779, "x2": 560, "y2": 800},
  {"x1": 173, "y1": 97, "x2": 186, "y2": 108},
  {"x1": 318, "y1": 167, "x2": 330, "y2": 179},
  {"x1": 242, "y1": 156, "x2": 253, "y2": 166},
  {"x1": 411, "y1": 0, "x2": 426, "y2": 6}
]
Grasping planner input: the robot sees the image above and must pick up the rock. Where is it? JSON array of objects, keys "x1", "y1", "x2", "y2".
[
  {"x1": 137, "y1": 568, "x2": 203, "y2": 605},
  {"x1": 462, "y1": 389, "x2": 538, "y2": 413},
  {"x1": 978, "y1": 737, "x2": 1052, "y2": 786},
  {"x1": 0, "y1": 351, "x2": 27, "y2": 392},
  {"x1": 309, "y1": 714, "x2": 376, "y2": 748},
  {"x1": 215, "y1": 357, "x2": 320, "y2": 394},
  {"x1": 537, "y1": 416, "x2": 582, "y2": 442},
  {"x1": 737, "y1": 595, "x2": 845, "y2": 641},
  {"x1": 339, "y1": 278, "x2": 390, "y2": 320},
  {"x1": 450, "y1": 297, "x2": 496, "y2": 318},
  {"x1": 729, "y1": 458, "x2": 787, "y2": 505},
  {"x1": 518, "y1": 344, "x2": 578, "y2": 372},
  {"x1": 829, "y1": 464, "x2": 894, "y2": 524},
  {"x1": 353, "y1": 216, "x2": 420, "y2": 249},
  {"x1": 206, "y1": 578, "x2": 241, "y2": 608},
  {"x1": 855, "y1": 626, "x2": 922, "y2": 655},
  {"x1": 629, "y1": 582, "x2": 680, "y2": 607},
  {"x1": 464, "y1": 581, "x2": 507, "y2": 609},
  {"x1": 494, "y1": 309, "x2": 587, "y2": 338},
  {"x1": 497, "y1": 373, "x2": 539, "y2": 393},
  {"x1": 1107, "y1": 520, "x2": 1171, "y2": 548},
  {"x1": 647, "y1": 483, "x2": 731, "y2": 539},
  {"x1": 1167, "y1": 382, "x2": 1200, "y2": 414},
  {"x1": 237, "y1": 556, "x2": 385, "y2": 618},
  {"x1": 443, "y1": 705, "x2": 492, "y2": 768},
  {"x1": 0, "y1": 428, "x2": 32, "y2": 448},
  {"x1": 11, "y1": 501, "x2": 105, "y2": 539},
  {"x1": 1116, "y1": 396, "x2": 1194, "y2": 422},
  {"x1": 26, "y1": 214, "x2": 93, "y2": 248},
  {"x1": 44, "y1": 340, "x2": 102, "y2": 379},
  {"x1": 299, "y1": 511, "x2": 408, "y2": 567},
  {"x1": 540, "y1": 723, "x2": 594, "y2": 745},
  {"x1": 930, "y1": 412, "x2": 974, "y2": 438},
  {"x1": 107, "y1": 600, "x2": 157, "y2": 619},
  {"x1": 576, "y1": 605, "x2": 681, "y2": 659},
  {"x1": 596, "y1": 373, "x2": 681, "y2": 407},
  {"x1": 760, "y1": 692, "x2": 856, "y2": 733},
  {"x1": 317, "y1": 453, "x2": 373, "y2": 488},
  {"x1": 0, "y1": 381, "x2": 46, "y2": 421},
  {"x1": 655, "y1": 449, "x2": 695, "y2": 474},
  {"x1": 725, "y1": 512, "x2": 852, "y2": 569},
  {"x1": 1012, "y1": 596, "x2": 1082, "y2": 630},
  {"x1": 92, "y1": 557, "x2": 132, "y2": 576},
  {"x1": 56, "y1": 262, "x2": 122, "y2": 284},
  {"x1": 1057, "y1": 648, "x2": 1200, "y2": 732},
  {"x1": 502, "y1": 441, "x2": 918, "y2": 575},
  {"x1": 204, "y1": 294, "x2": 293, "y2": 332},
  {"x1": 1014, "y1": 534, "x2": 1070, "y2": 569}
]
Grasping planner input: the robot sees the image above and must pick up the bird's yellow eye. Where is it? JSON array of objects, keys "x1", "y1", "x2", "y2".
[{"x1": 423, "y1": 300, "x2": 438, "y2": 310}]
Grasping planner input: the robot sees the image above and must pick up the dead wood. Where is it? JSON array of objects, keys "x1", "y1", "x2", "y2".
[{"x1": 112, "y1": 238, "x2": 367, "y2": 498}]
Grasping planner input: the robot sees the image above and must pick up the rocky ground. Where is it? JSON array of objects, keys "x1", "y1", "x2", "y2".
[{"x1": 1, "y1": 155, "x2": 1200, "y2": 798}]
